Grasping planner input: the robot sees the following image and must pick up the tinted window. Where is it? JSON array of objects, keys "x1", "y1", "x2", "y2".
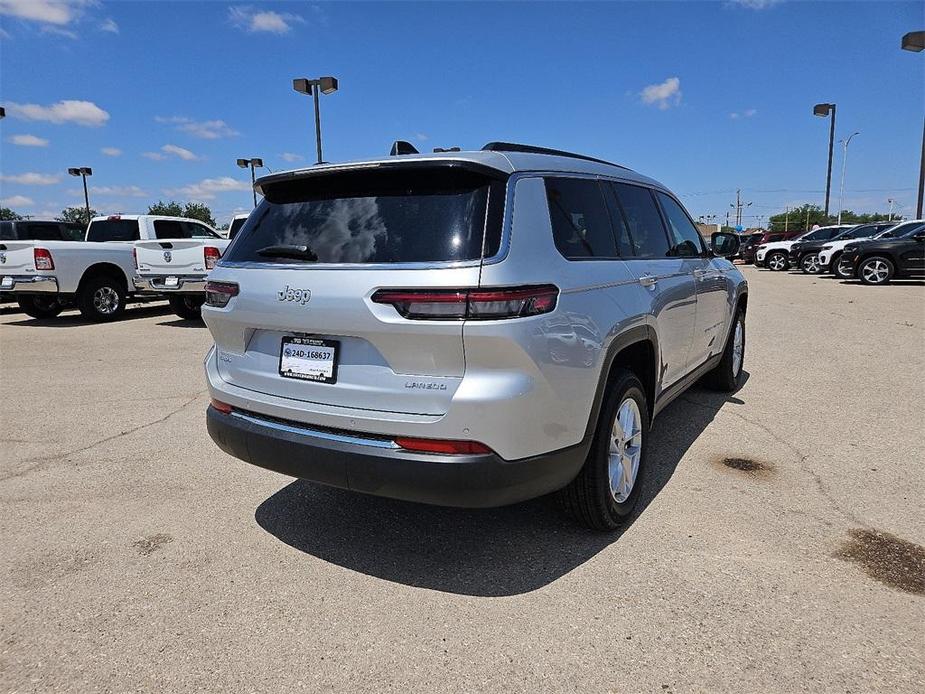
[
  {"x1": 21, "y1": 223, "x2": 64, "y2": 241},
  {"x1": 0, "y1": 222, "x2": 14, "y2": 240},
  {"x1": 656, "y1": 192, "x2": 704, "y2": 257},
  {"x1": 154, "y1": 220, "x2": 219, "y2": 239},
  {"x1": 86, "y1": 219, "x2": 140, "y2": 242},
  {"x1": 600, "y1": 184, "x2": 636, "y2": 257},
  {"x1": 225, "y1": 167, "x2": 503, "y2": 264},
  {"x1": 62, "y1": 223, "x2": 85, "y2": 240},
  {"x1": 885, "y1": 222, "x2": 925, "y2": 238},
  {"x1": 228, "y1": 217, "x2": 247, "y2": 239},
  {"x1": 837, "y1": 225, "x2": 882, "y2": 240},
  {"x1": 545, "y1": 178, "x2": 617, "y2": 259},
  {"x1": 611, "y1": 183, "x2": 670, "y2": 258}
]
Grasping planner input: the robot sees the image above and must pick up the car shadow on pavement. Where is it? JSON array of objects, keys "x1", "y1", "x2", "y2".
[
  {"x1": 254, "y1": 373, "x2": 749, "y2": 597},
  {"x1": 5, "y1": 303, "x2": 171, "y2": 327},
  {"x1": 157, "y1": 318, "x2": 206, "y2": 328}
]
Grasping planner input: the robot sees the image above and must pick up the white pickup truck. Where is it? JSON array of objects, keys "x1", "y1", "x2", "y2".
[{"x1": 0, "y1": 215, "x2": 226, "y2": 321}]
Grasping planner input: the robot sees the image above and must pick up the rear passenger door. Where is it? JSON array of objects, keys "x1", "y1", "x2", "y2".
[
  {"x1": 656, "y1": 191, "x2": 729, "y2": 368},
  {"x1": 607, "y1": 181, "x2": 697, "y2": 390}
]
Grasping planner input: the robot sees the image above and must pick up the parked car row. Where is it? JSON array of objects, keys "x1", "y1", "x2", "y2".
[
  {"x1": 748, "y1": 219, "x2": 925, "y2": 285},
  {"x1": 0, "y1": 214, "x2": 237, "y2": 320}
]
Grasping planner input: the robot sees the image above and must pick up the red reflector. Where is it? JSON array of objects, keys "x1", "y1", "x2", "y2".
[
  {"x1": 204, "y1": 246, "x2": 221, "y2": 270},
  {"x1": 210, "y1": 398, "x2": 233, "y2": 414},
  {"x1": 34, "y1": 247, "x2": 54, "y2": 271},
  {"x1": 394, "y1": 437, "x2": 492, "y2": 455}
]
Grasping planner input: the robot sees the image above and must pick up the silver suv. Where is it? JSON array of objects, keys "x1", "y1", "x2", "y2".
[{"x1": 203, "y1": 142, "x2": 747, "y2": 529}]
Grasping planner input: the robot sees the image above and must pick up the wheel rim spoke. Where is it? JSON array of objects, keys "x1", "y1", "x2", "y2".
[{"x1": 608, "y1": 398, "x2": 643, "y2": 504}]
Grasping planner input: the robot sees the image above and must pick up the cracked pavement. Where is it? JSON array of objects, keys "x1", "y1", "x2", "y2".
[{"x1": 1, "y1": 268, "x2": 923, "y2": 693}]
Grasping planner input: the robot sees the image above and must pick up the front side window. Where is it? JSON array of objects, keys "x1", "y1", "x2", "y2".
[
  {"x1": 225, "y1": 167, "x2": 503, "y2": 264},
  {"x1": 611, "y1": 183, "x2": 671, "y2": 258},
  {"x1": 656, "y1": 192, "x2": 704, "y2": 257},
  {"x1": 545, "y1": 177, "x2": 617, "y2": 259}
]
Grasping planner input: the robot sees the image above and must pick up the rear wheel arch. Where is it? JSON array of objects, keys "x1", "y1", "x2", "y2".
[
  {"x1": 78, "y1": 263, "x2": 129, "y2": 294},
  {"x1": 586, "y1": 328, "x2": 657, "y2": 437}
]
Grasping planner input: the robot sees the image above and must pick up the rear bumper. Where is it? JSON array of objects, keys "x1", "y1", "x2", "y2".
[
  {"x1": 206, "y1": 405, "x2": 586, "y2": 508},
  {"x1": 134, "y1": 275, "x2": 207, "y2": 293},
  {"x1": 0, "y1": 275, "x2": 58, "y2": 293}
]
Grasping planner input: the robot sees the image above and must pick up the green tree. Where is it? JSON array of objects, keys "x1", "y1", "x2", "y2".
[
  {"x1": 147, "y1": 200, "x2": 216, "y2": 227},
  {"x1": 56, "y1": 206, "x2": 99, "y2": 226},
  {"x1": 0, "y1": 207, "x2": 24, "y2": 221},
  {"x1": 769, "y1": 204, "x2": 902, "y2": 232}
]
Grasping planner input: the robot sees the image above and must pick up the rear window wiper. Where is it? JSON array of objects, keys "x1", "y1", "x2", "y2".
[{"x1": 256, "y1": 244, "x2": 318, "y2": 261}]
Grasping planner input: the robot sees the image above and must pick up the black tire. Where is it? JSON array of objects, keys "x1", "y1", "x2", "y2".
[
  {"x1": 558, "y1": 369, "x2": 650, "y2": 530},
  {"x1": 799, "y1": 253, "x2": 820, "y2": 274},
  {"x1": 168, "y1": 295, "x2": 205, "y2": 320},
  {"x1": 831, "y1": 253, "x2": 853, "y2": 279},
  {"x1": 17, "y1": 294, "x2": 63, "y2": 319},
  {"x1": 766, "y1": 251, "x2": 789, "y2": 271},
  {"x1": 703, "y1": 310, "x2": 746, "y2": 392},
  {"x1": 858, "y1": 256, "x2": 895, "y2": 285},
  {"x1": 77, "y1": 274, "x2": 127, "y2": 322}
]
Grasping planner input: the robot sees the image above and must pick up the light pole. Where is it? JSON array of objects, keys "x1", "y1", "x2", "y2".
[
  {"x1": 836, "y1": 132, "x2": 860, "y2": 224},
  {"x1": 67, "y1": 167, "x2": 93, "y2": 224},
  {"x1": 292, "y1": 76, "x2": 339, "y2": 164},
  {"x1": 901, "y1": 31, "x2": 924, "y2": 218},
  {"x1": 236, "y1": 158, "x2": 264, "y2": 207},
  {"x1": 887, "y1": 198, "x2": 896, "y2": 220},
  {"x1": 813, "y1": 103, "x2": 837, "y2": 219}
]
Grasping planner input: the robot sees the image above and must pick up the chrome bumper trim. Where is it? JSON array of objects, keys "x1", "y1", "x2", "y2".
[
  {"x1": 133, "y1": 275, "x2": 207, "y2": 293},
  {"x1": 0, "y1": 275, "x2": 58, "y2": 293},
  {"x1": 229, "y1": 410, "x2": 401, "y2": 449}
]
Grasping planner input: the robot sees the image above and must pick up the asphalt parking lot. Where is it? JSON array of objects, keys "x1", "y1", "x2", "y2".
[{"x1": 1, "y1": 267, "x2": 923, "y2": 693}]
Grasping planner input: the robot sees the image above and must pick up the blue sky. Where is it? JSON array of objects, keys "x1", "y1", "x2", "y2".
[{"x1": 1, "y1": 0, "x2": 922, "y2": 226}]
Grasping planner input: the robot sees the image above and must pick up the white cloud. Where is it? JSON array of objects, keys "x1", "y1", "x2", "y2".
[
  {"x1": 90, "y1": 185, "x2": 148, "y2": 198},
  {"x1": 229, "y1": 5, "x2": 304, "y2": 34},
  {"x1": 415, "y1": 133, "x2": 429, "y2": 142},
  {"x1": 101, "y1": 146, "x2": 122, "y2": 156},
  {"x1": 0, "y1": 172, "x2": 60, "y2": 185},
  {"x1": 727, "y1": 0, "x2": 782, "y2": 9},
  {"x1": 640, "y1": 77, "x2": 682, "y2": 110},
  {"x1": 0, "y1": 0, "x2": 88, "y2": 26},
  {"x1": 730, "y1": 109, "x2": 758, "y2": 119},
  {"x1": 100, "y1": 17, "x2": 118, "y2": 33},
  {"x1": 142, "y1": 151, "x2": 166, "y2": 161},
  {"x1": 165, "y1": 177, "x2": 252, "y2": 201},
  {"x1": 1, "y1": 195, "x2": 35, "y2": 207},
  {"x1": 280, "y1": 152, "x2": 304, "y2": 162},
  {"x1": 6, "y1": 100, "x2": 110, "y2": 126},
  {"x1": 161, "y1": 144, "x2": 199, "y2": 161},
  {"x1": 8, "y1": 134, "x2": 49, "y2": 147},
  {"x1": 155, "y1": 116, "x2": 239, "y2": 139},
  {"x1": 744, "y1": 108, "x2": 758, "y2": 117}
]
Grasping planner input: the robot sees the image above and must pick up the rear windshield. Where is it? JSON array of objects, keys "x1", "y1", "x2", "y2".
[
  {"x1": 86, "y1": 219, "x2": 140, "y2": 242},
  {"x1": 224, "y1": 166, "x2": 505, "y2": 265},
  {"x1": 228, "y1": 217, "x2": 247, "y2": 239}
]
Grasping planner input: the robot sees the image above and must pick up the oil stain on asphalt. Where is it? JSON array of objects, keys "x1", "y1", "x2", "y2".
[
  {"x1": 715, "y1": 456, "x2": 772, "y2": 474},
  {"x1": 835, "y1": 528, "x2": 925, "y2": 596},
  {"x1": 133, "y1": 533, "x2": 173, "y2": 556}
]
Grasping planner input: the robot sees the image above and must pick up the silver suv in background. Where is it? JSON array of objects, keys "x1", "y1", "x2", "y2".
[{"x1": 203, "y1": 142, "x2": 747, "y2": 529}]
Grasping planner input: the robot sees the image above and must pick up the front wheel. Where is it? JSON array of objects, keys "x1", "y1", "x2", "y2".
[
  {"x1": 559, "y1": 369, "x2": 649, "y2": 530},
  {"x1": 703, "y1": 310, "x2": 745, "y2": 392},
  {"x1": 832, "y1": 253, "x2": 853, "y2": 279},
  {"x1": 858, "y1": 256, "x2": 894, "y2": 285},
  {"x1": 767, "y1": 251, "x2": 789, "y2": 271},
  {"x1": 17, "y1": 294, "x2": 63, "y2": 319},
  {"x1": 800, "y1": 253, "x2": 820, "y2": 274},
  {"x1": 168, "y1": 295, "x2": 205, "y2": 320},
  {"x1": 77, "y1": 275, "x2": 127, "y2": 322}
]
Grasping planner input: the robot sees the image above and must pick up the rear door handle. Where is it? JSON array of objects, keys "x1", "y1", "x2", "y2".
[{"x1": 639, "y1": 274, "x2": 658, "y2": 288}]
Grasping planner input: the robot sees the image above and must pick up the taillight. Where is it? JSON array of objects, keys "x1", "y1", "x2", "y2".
[
  {"x1": 394, "y1": 437, "x2": 492, "y2": 455},
  {"x1": 210, "y1": 398, "x2": 233, "y2": 414},
  {"x1": 371, "y1": 285, "x2": 558, "y2": 320},
  {"x1": 204, "y1": 246, "x2": 221, "y2": 270},
  {"x1": 34, "y1": 247, "x2": 54, "y2": 271},
  {"x1": 204, "y1": 280, "x2": 239, "y2": 308}
]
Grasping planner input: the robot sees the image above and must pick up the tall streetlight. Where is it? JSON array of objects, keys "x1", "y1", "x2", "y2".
[
  {"x1": 292, "y1": 76, "x2": 338, "y2": 164},
  {"x1": 67, "y1": 167, "x2": 93, "y2": 224},
  {"x1": 901, "y1": 31, "x2": 924, "y2": 218},
  {"x1": 813, "y1": 103, "x2": 837, "y2": 219},
  {"x1": 236, "y1": 158, "x2": 264, "y2": 207},
  {"x1": 836, "y1": 132, "x2": 860, "y2": 225}
]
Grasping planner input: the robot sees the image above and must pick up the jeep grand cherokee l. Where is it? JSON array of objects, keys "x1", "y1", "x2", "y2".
[{"x1": 203, "y1": 143, "x2": 747, "y2": 530}]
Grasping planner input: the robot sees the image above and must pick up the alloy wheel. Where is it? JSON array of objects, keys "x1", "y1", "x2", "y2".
[
  {"x1": 768, "y1": 254, "x2": 786, "y2": 270},
  {"x1": 732, "y1": 317, "x2": 744, "y2": 376},
  {"x1": 861, "y1": 260, "x2": 890, "y2": 284},
  {"x1": 608, "y1": 397, "x2": 643, "y2": 503},
  {"x1": 93, "y1": 286, "x2": 120, "y2": 314},
  {"x1": 802, "y1": 255, "x2": 819, "y2": 273}
]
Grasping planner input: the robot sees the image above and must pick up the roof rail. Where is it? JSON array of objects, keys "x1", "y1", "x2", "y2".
[{"x1": 481, "y1": 142, "x2": 626, "y2": 169}]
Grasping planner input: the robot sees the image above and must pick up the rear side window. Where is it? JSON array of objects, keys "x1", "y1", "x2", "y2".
[
  {"x1": 228, "y1": 217, "x2": 247, "y2": 239},
  {"x1": 87, "y1": 219, "x2": 140, "y2": 242},
  {"x1": 656, "y1": 192, "x2": 704, "y2": 257},
  {"x1": 545, "y1": 178, "x2": 617, "y2": 259},
  {"x1": 611, "y1": 183, "x2": 671, "y2": 258},
  {"x1": 62, "y1": 223, "x2": 85, "y2": 240},
  {"x1": 225, "y1": 167, "x2": 504, "y2": 264},
  {"x1": 154, "y1": 220, "x2": 219, "y2": 239}
]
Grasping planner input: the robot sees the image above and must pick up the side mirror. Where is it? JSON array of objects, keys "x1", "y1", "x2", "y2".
[{"x1": 711, "y1": 231, "x2": 740, "y2": 258}]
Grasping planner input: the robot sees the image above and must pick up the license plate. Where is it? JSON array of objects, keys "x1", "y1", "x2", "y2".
[
  {"x1": 165, "y1": 276, "x2": 179, "y2": 288},
  {"x1": 0, "y1": 277, "x2": 12, "y2": 289},
  {"x1": 279, "y1": 336, "x2": 339, "y2": 384}
]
